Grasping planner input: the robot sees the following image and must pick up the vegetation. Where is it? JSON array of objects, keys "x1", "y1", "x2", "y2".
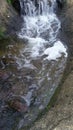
[
  {"x1": 0, "y1": 26, "x2": 6, "y2": 39},
  {"x1": 7, "y1": 0, "x2": 12, "y2": 4}
]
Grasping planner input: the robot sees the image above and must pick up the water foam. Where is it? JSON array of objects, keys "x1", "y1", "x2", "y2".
[{"x1": 44, "y1": 41, "x2": 68, "y2": 60}]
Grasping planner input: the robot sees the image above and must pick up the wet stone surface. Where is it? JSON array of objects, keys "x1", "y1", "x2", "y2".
[{"x1": 0, "y1": 38, "x2": 67, "y2": 130}]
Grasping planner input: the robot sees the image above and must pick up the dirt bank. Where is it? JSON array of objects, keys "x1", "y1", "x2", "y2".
[{"x1": 29, "y1": 71, "x2": 73, "y2": 130}]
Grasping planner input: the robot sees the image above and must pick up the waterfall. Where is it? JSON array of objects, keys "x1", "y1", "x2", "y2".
[
  {"x1": 16, "y1": 1, "x2": 67, "y2": 128},
  {"x1": 18, "y1": 0, "x2": 67, "y2": 62},
  {"x1": 18, "y1": 0, "x2": 59, "y2": 40},
  {"x1": 19, "y1": 0, "x2": 51, "y2": 16}
]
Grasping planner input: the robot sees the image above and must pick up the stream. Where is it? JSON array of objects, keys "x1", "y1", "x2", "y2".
[{"x1": 0, "y1": 0, "x2": 68, "y2": 130}]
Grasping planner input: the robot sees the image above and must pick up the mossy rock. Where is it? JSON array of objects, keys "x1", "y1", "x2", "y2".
[{"x1": 0, "y1": 26, "x2": 6, "y2": 39}]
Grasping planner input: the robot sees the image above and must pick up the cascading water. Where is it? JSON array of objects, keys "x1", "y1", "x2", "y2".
[
  {"x1": 20, "y1": 0, "x2": 50, "y2": 16},
  {"x1": 19, "y1": 0, "x2": 58, "y2": 41},
  {"x1": 16, "y1": 0, "x2": 67, "y2": 74},
  {"x1": 0, "y1": 1, "x2": 68, "y2": 130},
  {"x1": 18, "y1": 0, "x2": 67, "y2": 60},
  {"x1": 13, "y1": 0, "x2": 68, "y2": 129}
]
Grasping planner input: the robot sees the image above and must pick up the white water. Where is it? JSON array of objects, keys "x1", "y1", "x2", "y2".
[
  {"x1": 18, "y1": 0, "x2": 67, "y2": 66},
  {"x1": 44, "y1": 41, "x2": 67, "y2": 60}
]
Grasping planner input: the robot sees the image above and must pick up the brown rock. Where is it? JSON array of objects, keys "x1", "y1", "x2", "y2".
[{"x1": 7, "y1": 96, "x2": 28, "y2": 113}]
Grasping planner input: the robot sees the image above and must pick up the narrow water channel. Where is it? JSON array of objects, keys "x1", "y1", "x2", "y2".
[{"x1": 0, "y1": 0, "x2": 68, "y2": 130}]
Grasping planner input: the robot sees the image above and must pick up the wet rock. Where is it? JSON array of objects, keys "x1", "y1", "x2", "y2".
[
  {"x1": 7, "y1": 95, "x2": 28, "y2": 113},
  {"x1": 11, "y1": 0, "x2": 21, "y2": 14},
  {"x1": 56, "y1": 0, "x2": 65, "y2": 9},
  {"x1": 24, "y1": 90, "x2": 37, "y2": 106},
  {"x1": 0, "y1": 70, "x2": 10, "y2": 81}
]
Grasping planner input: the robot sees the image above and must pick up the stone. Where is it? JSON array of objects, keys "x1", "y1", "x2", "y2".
[
  {"x1": 0, "y1": 70, "x2": 10, "y2": 81},
  {"x1": 7, "y1": 95, "x2": 28, "y2": 113}
]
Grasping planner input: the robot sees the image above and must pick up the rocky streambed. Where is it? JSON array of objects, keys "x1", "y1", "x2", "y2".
[{"x1": 0, "y1": 0, "x2": 73, "y2": 130}]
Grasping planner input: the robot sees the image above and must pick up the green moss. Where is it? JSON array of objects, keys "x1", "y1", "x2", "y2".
[
  {"x1": 0, "y1": 26, "x2": 6, "y2": 40},
  {"x1": 7, "y1": 0, "x2": 12, "y2": 4}
]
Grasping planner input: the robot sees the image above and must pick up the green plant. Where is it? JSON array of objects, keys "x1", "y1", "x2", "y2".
[
  {"x1": 0, "y1": 27, "x2": 6, "y2": 39},
  {"x1": 7, "y1": 0, "x2": 12, "y2": 4}
]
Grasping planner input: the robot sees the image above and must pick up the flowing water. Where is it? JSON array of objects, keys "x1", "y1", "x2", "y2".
[{"x1": 0, "y1": 0, "x2": 68, "y2": 130}]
